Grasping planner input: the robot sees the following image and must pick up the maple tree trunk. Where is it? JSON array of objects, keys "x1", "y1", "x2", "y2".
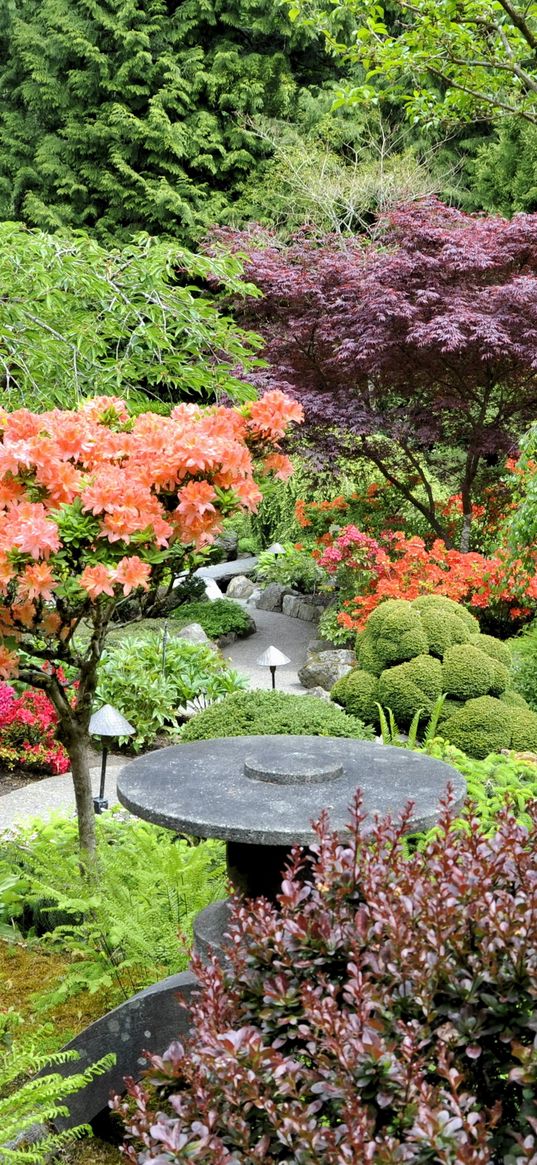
[{"x1": 64, "y1": 722, "x2": 97, "y2": 859}]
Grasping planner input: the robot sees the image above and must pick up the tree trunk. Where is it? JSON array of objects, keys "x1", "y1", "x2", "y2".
[
  {"x1": 65, "y1": 723, "x2": 97, "y2": 858},
  {"x1": 460, "y1": 511, "x2": 472, "y2": 553}
]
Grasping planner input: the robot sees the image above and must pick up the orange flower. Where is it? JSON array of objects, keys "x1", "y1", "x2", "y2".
[
  {"x1": 263, "y1": 453, "x2": 293, "y2": 480},
  {"x1": 79, "y1": 563, "x2": 116, "y2": 600},
  {"x1": 114, "y1": 556, "x2": 151, "y2": 596},
  {"x1": 0, "y1": 644, "x2": 18, "y2": 678},
  {"x1": 18, "y1": 561, "x2": 56, "y2": 602}
]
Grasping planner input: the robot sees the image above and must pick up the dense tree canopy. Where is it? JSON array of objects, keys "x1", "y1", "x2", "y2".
[
  {"x1": 221, "y1": 200, "x2": 537, "y2": 547},
  {"x1": 0, "y1": 222, "x2": 262, "y2": 411},
  {"x1": 0, "y1": 0, "x2": 336, "y2": 242},
  {"x1": 288, "y1": 0, "x2": 537, "y2": 127}
]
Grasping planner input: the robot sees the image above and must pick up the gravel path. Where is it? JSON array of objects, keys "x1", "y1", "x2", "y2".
[
  {"x1": 222, "y1": 607, "x2": 313, "y2": 694},
  {"x1": 0, "y1": 610, "x2": 315, "y2": 829}
]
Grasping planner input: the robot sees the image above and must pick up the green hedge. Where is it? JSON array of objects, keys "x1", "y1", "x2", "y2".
[{"x1": 181, "y1": 690, "x2": 374, "y2": 742}]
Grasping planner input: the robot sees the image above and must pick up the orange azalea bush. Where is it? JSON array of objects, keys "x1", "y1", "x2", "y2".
[
  {"x1": 0, "y1": 393, "x2": 302, "y2": 851},
  {"x1": 316, "y1": 526, "x2": 537, "y2": 633}
]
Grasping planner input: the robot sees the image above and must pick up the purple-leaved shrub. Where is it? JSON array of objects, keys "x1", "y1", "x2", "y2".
[{"x1": 115, "y1": 792, "x2": 537, "y2": 1163}]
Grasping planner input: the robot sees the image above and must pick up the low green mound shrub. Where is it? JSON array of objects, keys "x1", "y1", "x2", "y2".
[
  {"x1": 510, "y1": 619, "x2": 537, "y2": 710},
  {"x1": 116, "y1": 794, "x2": 537, "y2": 1163},
  {"x1": 181, "y1": 690, "x2": 373, "y2": 742},
  {"x1": 170, "y1": 599, "x2": 254, "y2": 641},
  {"x1": 421, "y1": 739, "x2": 537, "y2": 833},
  {"x1": 95, "y1": 633, "x2": 245, "y2": 748},
  {"x1": 332, "y1": 596, "x2": 537, "y2": 756}
]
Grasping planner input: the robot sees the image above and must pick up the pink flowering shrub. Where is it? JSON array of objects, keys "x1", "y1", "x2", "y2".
[{"x1": 0, "y1": 682, "x2": 69, "y2": 774}]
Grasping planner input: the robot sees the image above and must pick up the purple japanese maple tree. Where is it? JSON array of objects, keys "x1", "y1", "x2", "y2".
[{"x1": 219, "y1": 200, "x2": 537, "y2": 548}]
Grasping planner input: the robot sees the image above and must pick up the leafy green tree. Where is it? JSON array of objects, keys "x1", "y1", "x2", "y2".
[
  {"x1": 288, "y1": 0, "x2": 537, "y2": 127},
  {"x1": 473, "y1": 120, "x2": 537, "y2": 214},
  {"x1": 0, "y1": 221, "x2": 261, "y2": 410},
  {"x1": 0, "y1": 0, "x2": 334, "y2": 242}
]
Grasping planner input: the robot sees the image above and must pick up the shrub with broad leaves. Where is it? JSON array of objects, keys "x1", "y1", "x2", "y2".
[{"x1": 116, "y1": 792, "x2": 537, "y2": 1163}]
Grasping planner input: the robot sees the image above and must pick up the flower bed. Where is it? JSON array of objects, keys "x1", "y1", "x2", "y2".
[{"x1": 0, "y1": 683, "x2": 69, "y2": 776}]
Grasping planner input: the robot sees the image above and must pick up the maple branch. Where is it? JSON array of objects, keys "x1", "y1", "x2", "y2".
[{"x1": 496, "y1": 0, "x2": 537, "y2": 52}]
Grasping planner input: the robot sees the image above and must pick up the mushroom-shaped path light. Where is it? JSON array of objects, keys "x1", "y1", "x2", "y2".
[
  {"x1": 256, "y1": 644, "x2": 291, "y2": 689},
  {"x1": 89, "y1": 703, "x2": 135, "y2": 814}
]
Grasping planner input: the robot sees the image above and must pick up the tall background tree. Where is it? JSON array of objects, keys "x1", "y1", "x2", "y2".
[
  {"x1": 219, "y1": 200, "x2": 537, "y2": 548},
  {"x1": 0, "y1": 0, "x2": 338, "y2": 243}
]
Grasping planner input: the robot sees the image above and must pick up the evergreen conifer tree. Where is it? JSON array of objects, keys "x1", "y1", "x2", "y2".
[{"x1": 0, "y1": 0, "x2": 334, "y2": 241}]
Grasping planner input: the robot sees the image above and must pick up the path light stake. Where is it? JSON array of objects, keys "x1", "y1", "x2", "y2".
[
  {"x1": 266, "y1": 542, "x2": 286, "y2": 556},
  {"x1": 256, "y1": 644, "x2": 291, "y2": 689},
  {"x1": 89, "y1": 703, "x2": 135, "y2": 814}
]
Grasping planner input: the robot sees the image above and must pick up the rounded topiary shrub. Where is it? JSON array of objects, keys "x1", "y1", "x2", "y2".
[
  {"x1": 181, "y1": 689, "x2": 372, "y2": 742},
  {"x1": 116, "y1": 795, "x2": 537, "y2": 1163},
  {"x1": 332, "y1": 596, "x2": 537, "y2": 757},
  {"x1": 170, "y1": 599, "x2": 254, "y2": 642}
]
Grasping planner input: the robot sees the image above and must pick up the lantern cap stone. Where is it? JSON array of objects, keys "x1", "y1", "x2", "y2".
[
  {"x1": 89, "y1": 703, "x2": 135, "y2": 737},
  {"x1": 256, "y1": 645, "x2": 291, "y2": 667},
  {"x1": 116, "y1": 734, "x2": 466, "y2": 846}
]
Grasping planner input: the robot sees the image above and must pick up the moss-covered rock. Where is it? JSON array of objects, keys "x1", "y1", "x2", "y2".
[
  {"x1": 331, "y1": 669, "x2": 380, "y2": 723},
  {"x1": 377, "y1": 655, "x2": 442, "y2": 727},
  {"x1": 441, "y1": 696, "x2": 513, "y2": 759},
  {"x1": 181, "y1": 690, "x2": 372, "y2": 742}
]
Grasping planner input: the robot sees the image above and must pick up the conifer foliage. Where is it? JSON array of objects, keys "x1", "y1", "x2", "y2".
[{"x1": 0, "y1": 0, "x2": 329, "y2": 241}]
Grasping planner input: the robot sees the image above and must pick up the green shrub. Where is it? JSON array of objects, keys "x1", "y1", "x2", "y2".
[
  {"x1": 441, "y1": 696, "x2": 514, "y2": 759},
  {"x1": 95, "y1": 633, "x2": 245, "y2": 748},
  {"x1": 442, "y1": 643, "x2": 495, "y2": 699},
  {"x1": 256, "y1": 544, "x2": 327, "y2": 594},
  {"x1": 413, "y1": 595, "x2": 477, "y2": 657},
  {"x1": 331, "y1": 669, "x2": 379, "y2": 722},
  {"x1": 377, "y1": 654, "x2": 442, "y2": 724},
  {"x1": 509, "y1": 620, "x2": 537, "y2": 710},
  {"x1": 170, "y1": 599, "x2": 254, "y2": 641},
  {"x1": 421, "y1": 739, "x2": 537, "y2": 834},
  {"x1": 181, "y1": 690, "x2": 373, "y2": 742},
  {"x1": 359, "y1": 600, "x2": 428, "y2": 667},
  {"x1": 333, "y1": 596, "x2": 537, "y2": 756}
]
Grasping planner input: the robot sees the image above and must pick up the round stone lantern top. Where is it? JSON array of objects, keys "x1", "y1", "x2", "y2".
[{"x1": 116, "y1": 736, "x2": 465, "y2": 845}]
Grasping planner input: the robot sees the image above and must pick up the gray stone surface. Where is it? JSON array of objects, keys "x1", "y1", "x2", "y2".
[
  {"x1": 222, "y1": 607, "x2": 312, "y2": 694},
  {"x1": 117, "y1": 734, "x2": 466, "y2": 845},
  {"x1": 305, "y1": 685, "x2": 333, "y2": 701},
  {"x1": 193, "y1": 900, "x2": 232, "y2": 964},
  {"x1": 282, "y1": 594, "x2": 325, "y2": 622},
  {"x1": 256, "y1": 582, "x2": 290, "y2": 612},
  {"x1": 55, "y1": 970, "x2": 198, "y2": 1129},
  {"x1": 226, "y1": 574, "x2": 257, "y2": 600},
  {"x1": 176, "y1": 621, "x2": 213, "y2": 646},
  {"x1": 195, "y1": 556, "x2": 258, "y2": 582},
  {"x1": 298, "y1": 649, "x2": 356, "y2": 691},
  {"x1": 0, "y1": 763, "x2": 125, "y2": 832}
]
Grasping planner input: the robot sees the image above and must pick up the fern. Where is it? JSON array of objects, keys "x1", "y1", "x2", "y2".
[
  {"x1": 376, "y1": 697, "x2": 447, "y2": 748},
  {"x1": 1, "y1": 811, "x2": 226, "y2": 1011},
  {"x1": 0, "y1": 1020, "x2": 114, "y2": 1165}
]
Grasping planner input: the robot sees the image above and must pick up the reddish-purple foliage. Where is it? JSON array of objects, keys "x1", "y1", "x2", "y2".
[
  {"x1": 218, "y1": 200, "x2": 537, "y2": 546},
  {"x1": 115, "y1": 793, "x2": 537, "y2": 1163}
]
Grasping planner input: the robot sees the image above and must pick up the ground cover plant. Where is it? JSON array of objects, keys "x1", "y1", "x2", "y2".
[
  {"x1": 0, "y1": 812, "x2": 226, "y2": 1008},
  {"x1": 331, "y1": 596, "x2": 537, "y2": 756},
  {"x1": 169, "y1": 599, "x2": 254, "y2": 642},
  {"x1": 116, "y1": 791, "x2": 537, "y2": 1162},
  {"x1": 95, "y1": 633, "x2": 245, "y2": 749},
  {"x1": 0, "y1": 391, "x2": 302, "y2": 854},
  {"x1": 181, "y1": 689, "x2": 373, "y2": 741}
]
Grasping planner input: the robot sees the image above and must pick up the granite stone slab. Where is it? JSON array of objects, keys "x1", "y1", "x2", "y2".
[{"x1": 117, "y1": 735, "x2": 465, "y2": 844}]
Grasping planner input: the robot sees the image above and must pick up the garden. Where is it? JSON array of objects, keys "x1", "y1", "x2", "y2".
[{"x1": 2, "y1": 0, "x2": 537, "y2": 1162}]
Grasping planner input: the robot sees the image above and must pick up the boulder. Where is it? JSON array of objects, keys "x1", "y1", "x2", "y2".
[
  {"x1": 256, "y1": 583, "x2": 291, "y2": 612},
  {"x1": 177, "y1": 622, "x2": 213, "y2": 647},
  {"x1": 282, "y1": 594, "x2": 325, "y2": 622},
  {"x1": 305, "y1": 685, "x2": 333, "y2": 702},
  {"x1": 298, "y1": 649, "x2": 356, "y2": 692},
  {"x1": 227, "y1": 574, "x2": 257, "y2": 600}
]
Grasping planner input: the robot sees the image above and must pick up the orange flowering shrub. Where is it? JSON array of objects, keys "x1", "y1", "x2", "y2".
[
  {"x1": 0, "y1": 392, "x2": 302, "y2": 850},
  {"x1": 316, "y1": 526, "x2": 537, "y2": 633}
]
